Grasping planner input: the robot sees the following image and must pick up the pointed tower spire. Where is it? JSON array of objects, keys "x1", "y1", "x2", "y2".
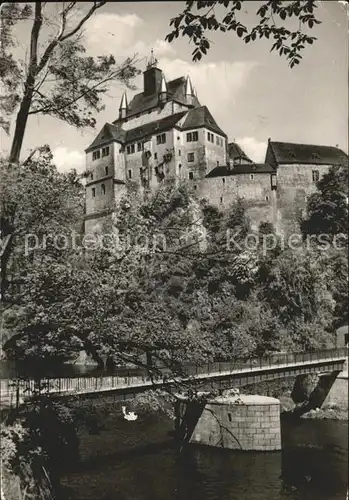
[
  {"x1": 185, "y1": 75, "x2": 194, "y2": 97},
  {"x1": 185, "y1": 75, "x2": 195, "y2": 107},
  {"x1": 160, "y1": 74, "x2": 167, "y2": 93},
  {"x1": 159, "y1": 74, "x2": 167, "y2": 104},
  {"x1": 119, "y1": 91, "x2": 128, "y2": 119},
  {"x1": 147, "y1": 48, "x2": 158, "y2": 68}
]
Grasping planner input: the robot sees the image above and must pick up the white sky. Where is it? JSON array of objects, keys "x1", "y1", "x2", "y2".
[{"x1": 1, "y1": 1, "x2": 348, "y2": 172}]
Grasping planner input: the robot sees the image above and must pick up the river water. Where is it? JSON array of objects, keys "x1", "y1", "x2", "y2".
[{"x1": 61, "y1": 411, "x2": 348, "y2": 500}]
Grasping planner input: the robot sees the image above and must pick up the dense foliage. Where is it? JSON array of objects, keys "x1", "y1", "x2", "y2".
[
  {"x1": 300, "y1": 163, "x2": 349, "y2": 325},
  {"x1": 0, "y1": 147, "x2": 84, "y2": 303},
  {"x1": 4, "y1": 179, "x2": 343, "y2": 370}
]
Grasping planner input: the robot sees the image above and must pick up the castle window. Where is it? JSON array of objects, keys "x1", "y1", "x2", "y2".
[
  {"x1": 156, "y1": 133, "x2": 166, "y2": 144},
  {"x1": 177, "y1": 136, "x2": 180, "y2": 140},
  {"x1": 228, "y1": 413, "x2": 232, "y2": 422},
  {"x1": 265, "y1": 195, "x2": 269, "y2": 201},
  {"x1": 126, "y1": 144, "x2": 135, "y2": 155},
  {"x1": 207, "y1": 132, "x2": 214, "y2": 143},
  {"x1": 250, "y1": 174, "x2": 255, "y2": 180},
  {"x1": 187, "y1": 131, "x2": 198, "y2": 142},
  {"x1": 101, "y1": 183, "x2": 106, "y2": 195},
  {"x1": 90, "y1": 173, "x2": 93, "y2": 180},
  {"x1": 216, "y1": 136, "x2": 219, "y2": 145},
  {"x1": 189, "y1": 171, "x2": 194, "y2": 180},
  {"x1": 271, "y1": 173, "x2": 277, "y2": 189},
  {"x1": 92, "y1": 150, "x2": 100, "y2": 161},
  {"x1": 105, "y1": 166, "x2": 109, "y2": 176},
  {"x1": 102, "y1": 146, "x2": 110, "y2": 157},
  {"x1": 194, "y1": 185, "x2": 197, "y2": 190},
  {"x1": 312, "y1": 170, "x2": 319, "y2": 183},
  {"x1": 178, "y1": 164, "x2": 182, "y2": 176},
  {"x1": 178, "y1": 149, "x2": 181, "y2": 156},
  {"x1": 220, "y1": 196, "x2": 223, "y2": 204},
  {"x1": 217, "y1": 161, "x2": 219, "y2": 166},
  {"x1": 137, "y1": 142, "x2": 142, "y2": 152},
  {"x1": 128, "y1": 169, "x2": 132, "y2": 179},
  {"x1": 154, "y1": 153, "x2": 158, "y2": 160},
  {"x1": 92, "y1": 187, "x2": 96, "y2": 198},
  {"x1": 187, "y1": 152, "x2": 194, "y2": 162},
  {"x1": 222, "y1": 178, "x2": 225, "y2": 184}
]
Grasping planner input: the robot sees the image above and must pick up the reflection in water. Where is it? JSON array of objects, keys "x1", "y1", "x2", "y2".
[
  {"x1": 61, "y1": 413, "x2": 348, "y2": 500},
  {"x1": 0, "y1": 360, "x2": 144, "y2": 379}
]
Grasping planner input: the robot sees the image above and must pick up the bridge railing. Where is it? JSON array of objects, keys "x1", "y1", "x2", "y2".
[{"x1": 0, "y1": 346, "x2": 347, "y2": 401}]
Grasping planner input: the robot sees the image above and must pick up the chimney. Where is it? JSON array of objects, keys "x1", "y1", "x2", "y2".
[
  {"x1": 143, "y1": 49, "x2": 163, "y2": 95},
  {"x1": 119, "y1": 91, "x2": 128, "y2": 119}
]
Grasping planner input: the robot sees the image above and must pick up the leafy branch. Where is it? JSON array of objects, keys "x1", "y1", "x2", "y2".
[{"x1": 166, "y1": 0, "x2": 321, "y2": 68}]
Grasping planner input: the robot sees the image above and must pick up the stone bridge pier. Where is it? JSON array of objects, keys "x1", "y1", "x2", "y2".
[
  {"x1": 175, "y1": 393, "x2": 282, "y2": 452},
  {"x1": 291, "y1": 364, "x2": 348, "y2": 413},
  {"x1": 291, "y1": 371, "x2": 341, "y2": 409}
]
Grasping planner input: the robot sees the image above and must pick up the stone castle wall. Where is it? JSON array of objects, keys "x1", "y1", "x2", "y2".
[
  {"x1": 197, "y1": 164, "x2": 330, "y2": 233},
  {"x1": 275, "y1": 163, "x2": 331, "y2": 234}
]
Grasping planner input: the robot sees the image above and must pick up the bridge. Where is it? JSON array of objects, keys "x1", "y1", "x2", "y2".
[{"x1": 1, "y1": 347, "x2": 347, "y2": 409}]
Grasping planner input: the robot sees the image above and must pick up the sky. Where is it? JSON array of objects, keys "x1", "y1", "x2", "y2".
[{"x1": 1, "y1": 1, "x2": 348, "y2": 172}]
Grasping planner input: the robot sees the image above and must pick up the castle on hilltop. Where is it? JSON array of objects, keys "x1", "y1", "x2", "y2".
[{"x1": 84, "y1": 51, "x2": 348, "y2": 235}]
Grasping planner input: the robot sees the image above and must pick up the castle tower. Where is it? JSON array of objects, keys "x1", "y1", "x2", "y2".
[
  {"x1": 159, "y1": 74, "x2": 167, "y2": 104},
  {"x1": 143, "y1": 49, "x2": 163, "y2": 95},
  {"x1": 185, "y1": 75, "x2": 195, "y2": 106},
  {"x1": 119, "y1": 91, "x2": 128, "y2": 119}
]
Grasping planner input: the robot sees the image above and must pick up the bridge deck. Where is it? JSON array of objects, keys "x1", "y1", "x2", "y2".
[{"x1": 0, "y1": 348, "x2": 347, "y2": 408}]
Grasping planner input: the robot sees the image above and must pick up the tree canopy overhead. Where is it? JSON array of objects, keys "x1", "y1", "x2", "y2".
[
  {"x1": 166, "y1": 0, "x2": 322, "y2": 67},
  {"x1": 0, "y1": 2, "x2": 140, "y2": 163}
]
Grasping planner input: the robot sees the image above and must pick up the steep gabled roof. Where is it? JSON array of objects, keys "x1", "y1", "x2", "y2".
[
  {"x1": 181, "y1": 106, "x2": 227, "y2": 137},
  {"x1": 120, "y1": 76, "x2": 201, "y2": 119},
  {"x1": 227, "y1": 142, "x2": 253, "y2": 163},
  {"x1": 206, "y1": 163, "x2": 274, "y2": 178},
  {"x1": 268, "y1": 141, "x2": 348, "y2": 166},
  {"x1": 124, "y1": 111, "x2": 187, "y2": 144},
  {"x1": 85, "y1": 123, "x2": 126, "y2": 152}
]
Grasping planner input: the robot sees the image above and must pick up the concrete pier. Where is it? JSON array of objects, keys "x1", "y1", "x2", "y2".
[
  {"x1": 176, "y1": 394, "x2": 281, "y2": 451},
  {"x1": 324, "y1": 357, "x2": 348, "y2": 406}
]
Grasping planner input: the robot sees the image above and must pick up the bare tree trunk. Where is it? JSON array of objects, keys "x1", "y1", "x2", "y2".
[
  {"x1": 9, "y1": 88, "x2": 34, "y2": 164},
  {"x1": 8, "y1": 2, "x2": 42, "y2": 164}
]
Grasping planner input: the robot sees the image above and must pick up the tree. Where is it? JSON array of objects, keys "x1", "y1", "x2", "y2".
[
  {"x1": 257, "y1": 246, "x2": 336, "y2": 350},
  {"x1": 166, "y1": 0, "x2": 322, "y2": 67},
  {"x1": 301, "y1": 164, "x2": 349, "y2": 238},
  {"x1": 0, "y1": 2, "x2": 140, "y2": 164},
  {"x1": 0, "y1": 146, "x2": 84, "y2": 303}
]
